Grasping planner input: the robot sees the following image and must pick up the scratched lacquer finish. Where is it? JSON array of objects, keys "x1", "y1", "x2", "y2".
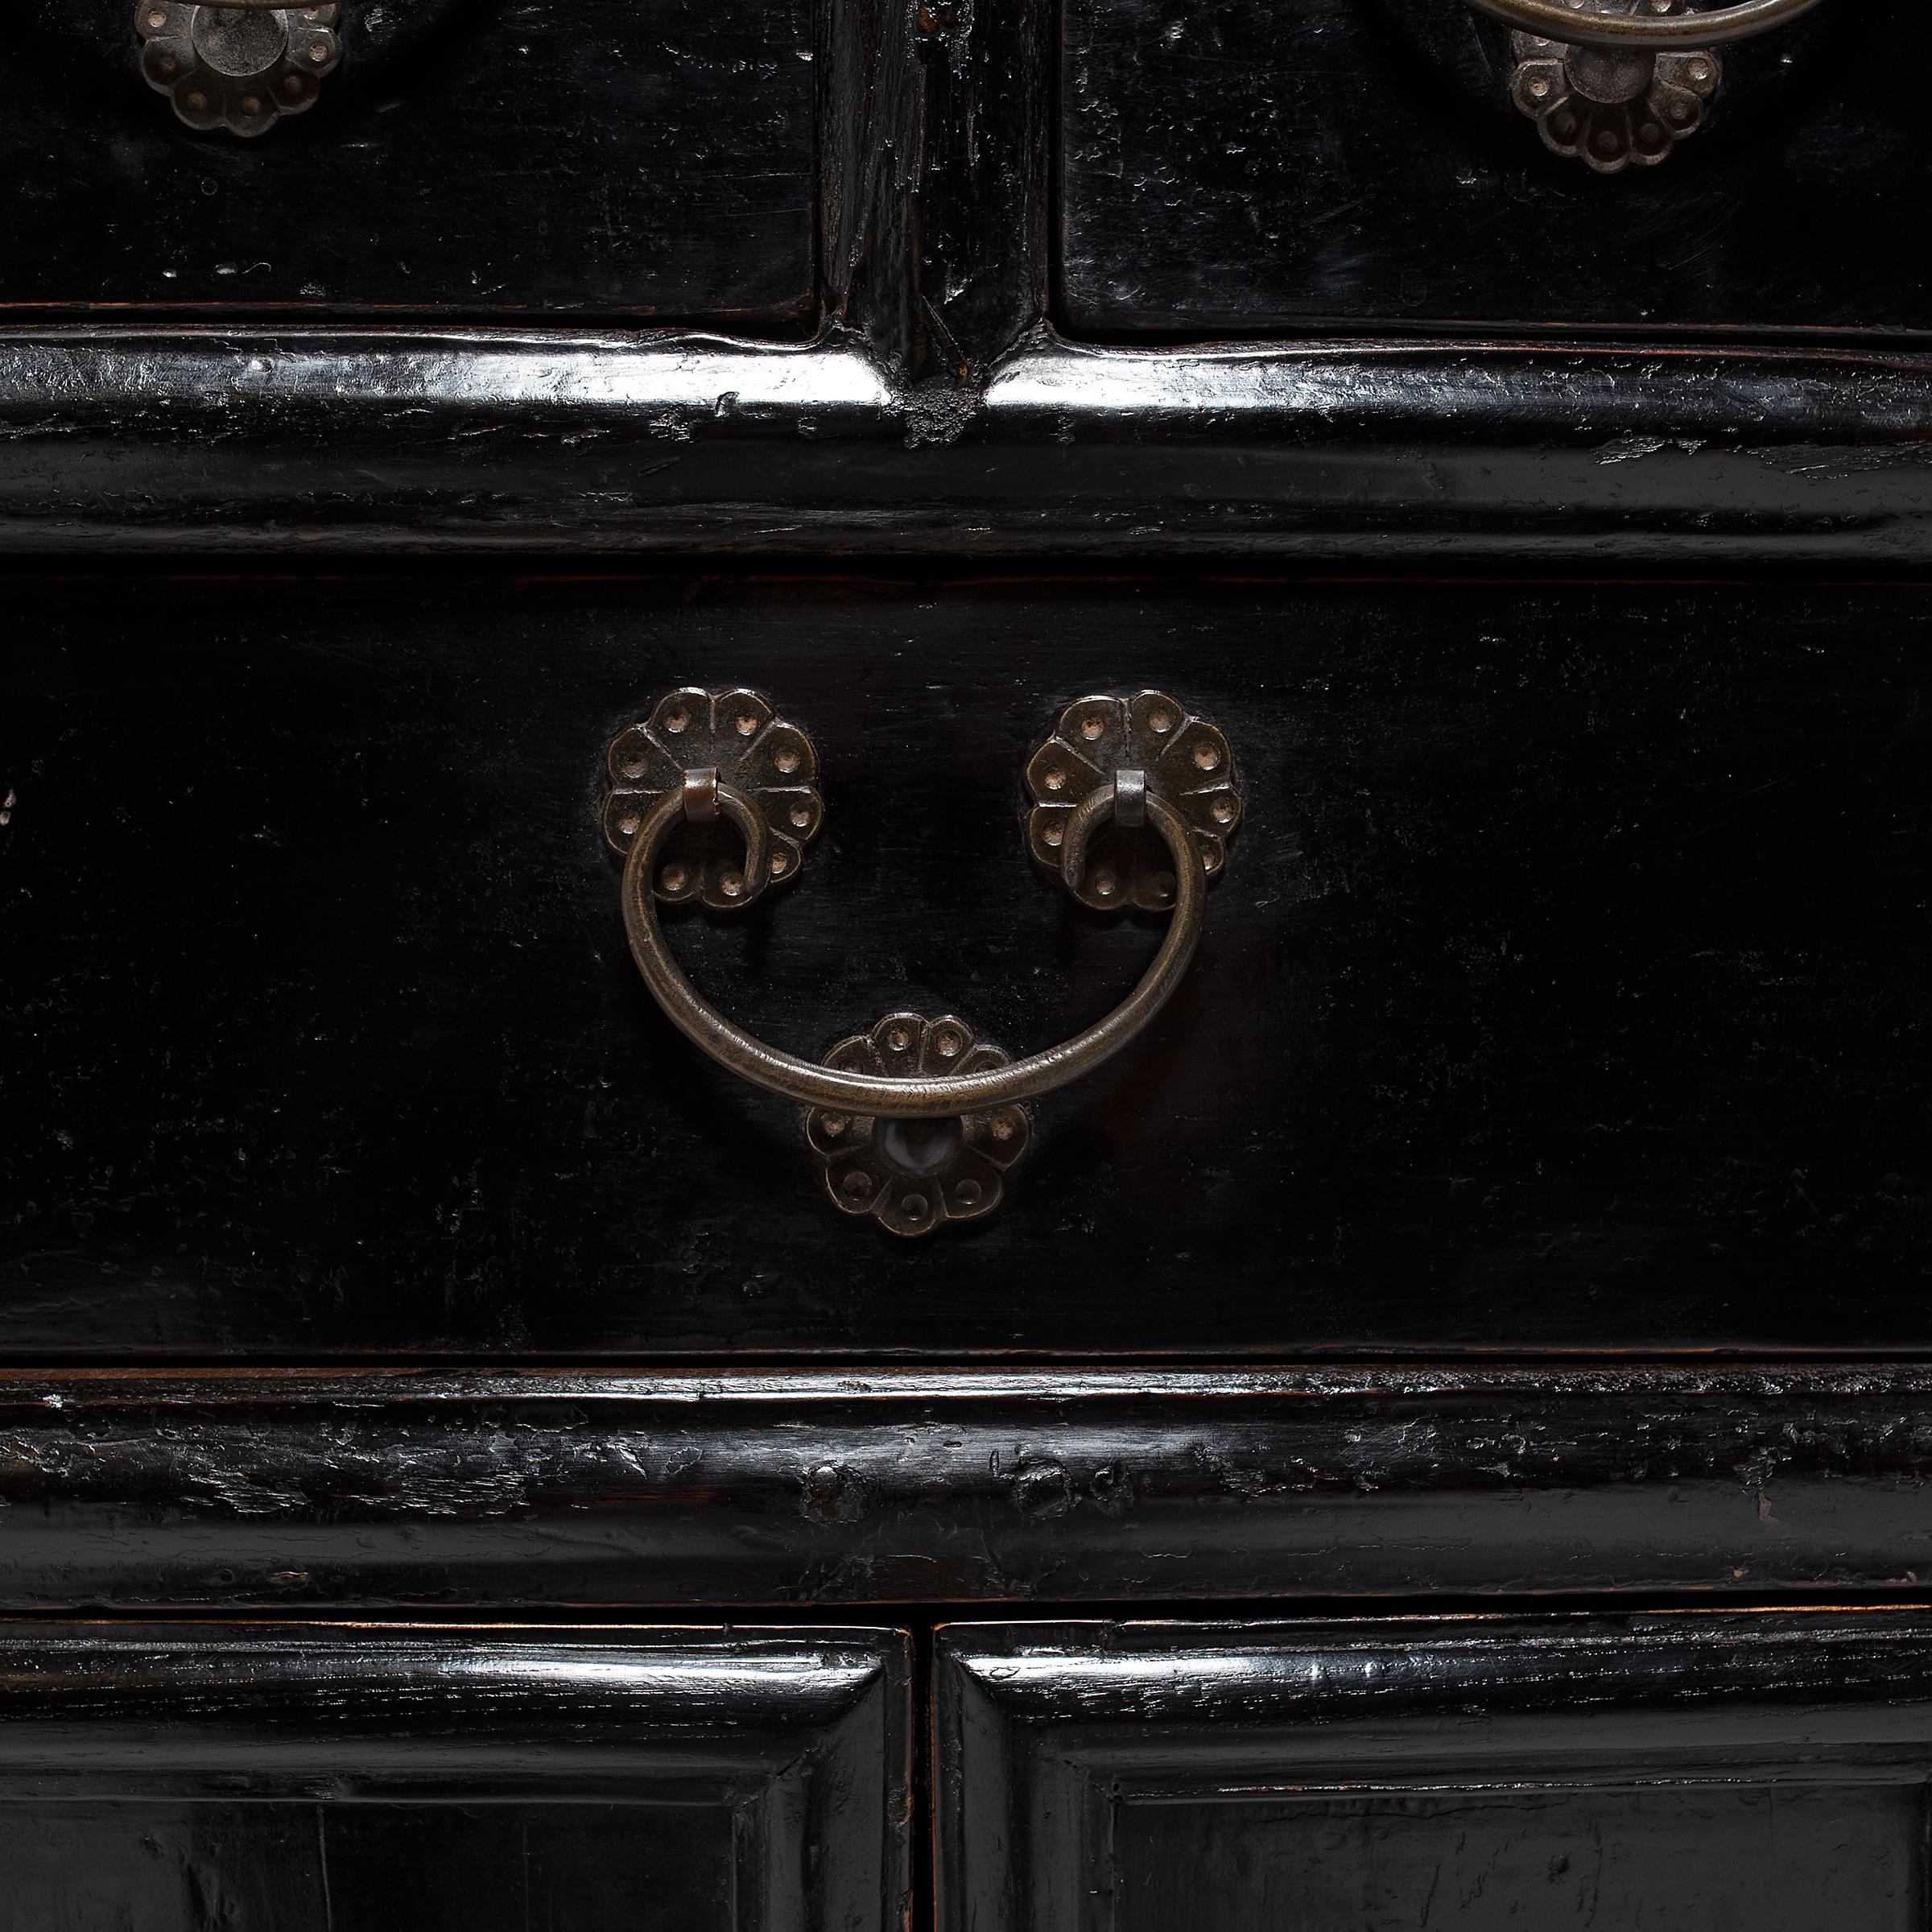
[
  {"x1": 3, "y1": 0, "x2": 813, "y2": 319},
  {"x1": 1060, "y1": 0, "x2": 1928, "y2": 332},
  {"x1": 0, "y1": 1624, "x2": 910, "y2": 1931}
]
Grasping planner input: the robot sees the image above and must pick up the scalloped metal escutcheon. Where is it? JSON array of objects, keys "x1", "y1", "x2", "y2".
[
  {"x1": 1509, "y1": 0, "x2": 1720, "y2": 172},
  {"x1": 136, "y1": 2, "x2": 343, "y2": 137},
  {"x1": 1025, "y1": 690, "x2": 1241, "y2": 911},
  {"x1": 803, "y1": 1013, "x2": 1033, "y2": 1236},
  {"x1": 603, "y1": 688, "x2": 823, "y2": 912}
]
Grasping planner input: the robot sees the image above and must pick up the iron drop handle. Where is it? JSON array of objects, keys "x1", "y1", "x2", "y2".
[
  {"x1": 604, "y1": 690, "x2": 1239, "y2": 1121},
  {"x1": 601, "y1": 691, "x2": 1243, "y2": 1232},
  {"x1": 1462, "y1": 0, "x2": 1828, "y2": 49}
]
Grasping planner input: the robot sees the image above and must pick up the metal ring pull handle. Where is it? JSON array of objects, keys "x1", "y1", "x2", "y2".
[
  {"x1": 620, "y1": 776, "x2": 1207, "y2": 1119},
  {"x1": 602, "y1": 688, "x2": 1244, "y2": 1235},
  {"x1": 1463, "y1": 0, "x2": 1828, "y2": 50},
  {"x1": 1468, "y1": 0, "x2": 1834, "y2": 172}
]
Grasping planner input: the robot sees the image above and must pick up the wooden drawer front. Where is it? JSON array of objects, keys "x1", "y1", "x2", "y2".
[
  {"x1": 6, "y1": 0, "x2": 813, "y2": 321},
  {"x1": 1059, "y1": 0, "x2": 1926, "y2": 336},
  {"x1": 938, "y1": 1613, "x2": 1932, "y2": 1932},
  {"x1": 4, "y1": 573, "x2": 1928, "y2": 1358},
  {"x1": 0, "y1": 1624, "x2": 908, "y2": 1931}
]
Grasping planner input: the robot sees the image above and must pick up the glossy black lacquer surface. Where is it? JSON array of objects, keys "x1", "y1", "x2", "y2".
[
  {"x1": 1060, "y1": 0, "x2": 1929, "y2": 335},
  {"x1": 8, "y1": 0, "x2": 814, "y2": 321},
  {"x1": 4, "y1": 571, "x2": 1928, "y2": 1356},
  {"x1": 10, "y1": 336, "x2": 1932, "y2": 563},
  {"x1": 6, "y1": 1369, "x2": 1932, "y2": 1608},
  {"x1": 0, "y1": 1621, "x2": 910, "y2": 1932},
  {"x1": 939, "y1": 1611, "x2": 1932, "y2": 1932}
]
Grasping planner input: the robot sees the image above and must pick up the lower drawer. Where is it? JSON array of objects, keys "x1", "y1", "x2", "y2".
[
  {"x1": 940, "y1": 1611, "x2": 1932, "y2": 1932},
  {"x1": 5, "y1": 572, "x2": 1927, "y2": 1356},
  {"x1": 0, "y1": 1623, "x2": 908, "y2": 1931}
]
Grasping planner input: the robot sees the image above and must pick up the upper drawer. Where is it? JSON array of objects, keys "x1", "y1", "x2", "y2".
[
  {"x1": 6, "y1": 0, "x2": 815, "y2": 321},
  {"x1": 4, "y1": 572, "x2": 1928, "y2": 1358},
  {"x1": 1059, "y1": 0, "x2": 1926, "y2": 336}
]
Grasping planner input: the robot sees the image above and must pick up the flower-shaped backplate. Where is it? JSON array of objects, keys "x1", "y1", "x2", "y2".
[
  {"x1": 604, "y1": 688, "x2": 823, "y2": 910},
  {"x1": 1025, "y1": 691, "x2": 1241, "y2": 912},
  {"x1": 1511, "y1": 0, "x2": 1719, "y2": 174},
  {"x1": 137, "y1": 2, "x2": 342, "y2": 137},
  {"x1": 804, "y1": 1013, "x2": 1032, "y2": 1237}
]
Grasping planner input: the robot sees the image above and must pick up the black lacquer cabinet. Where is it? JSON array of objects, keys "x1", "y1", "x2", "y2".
[{"x1": 5, "y1": 0, "x2": 1932, "y2": 1924}]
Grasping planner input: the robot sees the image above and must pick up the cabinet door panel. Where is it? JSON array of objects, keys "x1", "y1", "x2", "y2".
[
  {"x1": 0, "y1": 1624, "x2": 909, "y2": 1932},
  {"x1": 938, "y1": 1614, "x2": 1932, "y2": 1932}
]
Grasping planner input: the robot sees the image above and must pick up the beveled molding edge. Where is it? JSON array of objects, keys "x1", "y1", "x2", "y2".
[
  {"x1": 5, "y1": 1366, "x2": 1932, "y2": 1608},
  {"x1": 4, "y1": 328, "x2": 1932, "y2": 557}
]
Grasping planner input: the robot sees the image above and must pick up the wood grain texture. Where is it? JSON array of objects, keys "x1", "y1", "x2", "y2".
[
  {"x1": 938, "y1": 1610, "x2": 1932, "y2": 1932},
  {"x1": 0, "y1": 1620, "x2": 910, "y2": 1932},
  {"x1": 1059, "y1": 0, "x2": 1922, "y2": 335},
  {"x1": 7, "y1": 0, "x2": 815, "y2": 322},
  {"x1": 4, "y1": 1368, "x2": 1932, "y2": 1606},
  {"x1": 5, "y1": 572, "x2": 1927, "y2": 1358}
]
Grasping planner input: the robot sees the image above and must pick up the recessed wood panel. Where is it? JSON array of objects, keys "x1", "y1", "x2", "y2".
[{"x1": 1118, "y1": 1785, "x2": 1918, "y2": 1932}]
